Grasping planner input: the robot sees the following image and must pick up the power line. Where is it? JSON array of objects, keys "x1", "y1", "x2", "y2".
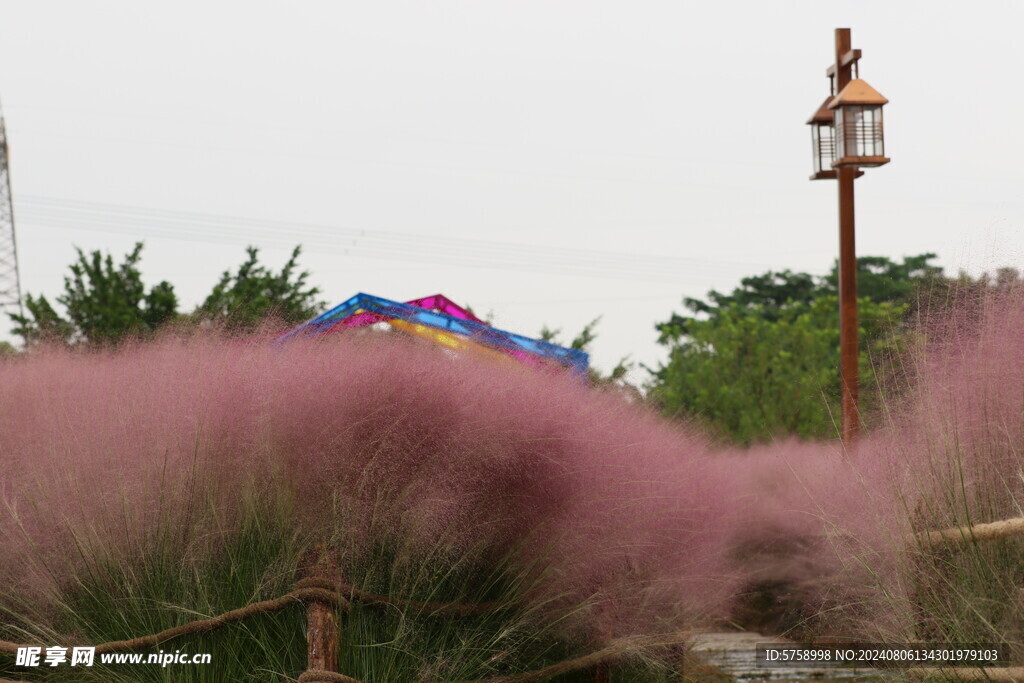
[
  {"x1": 15, "y1": 195, "x2": 774, "y2": 285},
  {"x1": 18, "y1": 195, "x2": 758, "y2": 270}
]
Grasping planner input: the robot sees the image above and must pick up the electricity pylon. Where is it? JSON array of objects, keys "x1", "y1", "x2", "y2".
[{"x1": 0, "y1": 100, "x2": 23, "y2": 319}]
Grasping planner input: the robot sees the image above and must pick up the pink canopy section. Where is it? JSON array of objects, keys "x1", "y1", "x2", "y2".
[{"x1": 333, "y1": 294, "x2": 487, "y2": 330}]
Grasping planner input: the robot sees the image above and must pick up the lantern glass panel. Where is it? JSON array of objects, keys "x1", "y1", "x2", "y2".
[
  {"x1": 811, "y1": 122, "x2": 835, "y2": 174},
  {"x1": 834, "y1": 105, "x2": 885, "y2": 160}
]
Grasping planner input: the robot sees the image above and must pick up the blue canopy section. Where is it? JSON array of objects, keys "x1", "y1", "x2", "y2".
[{"x1": 277, "y1": 293, "x2": 590, "y2": 377}]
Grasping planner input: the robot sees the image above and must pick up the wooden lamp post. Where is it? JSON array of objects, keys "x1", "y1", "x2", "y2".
[{"x1": 807, "y1": 28, "x2": 889, "y2": 447}]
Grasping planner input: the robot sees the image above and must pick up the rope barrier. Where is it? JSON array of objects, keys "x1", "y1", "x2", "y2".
[
  {"x1": 0, "y1": 586, "x2": 347, "y2": 656},
  {"x1": 0, "y1": 577, "x2": 500, "y2": 656},
  {"x1": 7, "y1": 520, "x2": 1024, "y2": 678},
  {"x1": 920, "y1": 516, "x2": 1024, "y2": 547},
  {"x1": 0, "y1": 572, "x2": 687, "y2": 682},
  {"x1": 7, "y1": 535, "x2": 1024, "y2": 679}
]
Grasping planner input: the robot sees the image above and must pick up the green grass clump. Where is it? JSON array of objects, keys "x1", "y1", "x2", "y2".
[{"x1": 0, "y1": 488, "x2": 682, "y2": 682}]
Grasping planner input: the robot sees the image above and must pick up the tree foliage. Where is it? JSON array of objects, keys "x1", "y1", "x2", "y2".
[
  {"x1": 653, "y1": 296, "x2": 907, "y2": 444},
  {"x1": 9, "y1": 242, "x2": 325, "y2": 346},
  {"x1": 650, "y1": 254, "x2": 942, "y2": 444},
  {"x1": 10, "y1": 243, "x2": 177, "y2": 346},
  {"x1": 9, "y1": 295, "x2": 74, "y2": 345},
  {"x1": 821, "y1": 253, "x2": 943, "y2": 304},
  {"x1": 197, "y1": 245, "x2": 323, "y2": 329}
]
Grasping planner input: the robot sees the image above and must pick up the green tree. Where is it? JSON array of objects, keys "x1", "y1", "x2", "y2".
[
  {"x1": 9, "y1": 294, "x2": 75, "y2": 344},
  {"x1": 680, "y1": 270, "x2": 820, "y2": 320},
  {"x1": 650, "y1": 254, "x2": 942, "y2": 444},
  {"x1": 197, "y1": 245, "x2": 324, "y2": 329},
  {"x1": 652, "y1": 297, "x2": 906, "y2": 444},
  {"x1": 821, "y1": 252, "x2": 944, "y2": 304},
  {"x1": 663, "y1": 254, "x2": 941, "y2": 331},
  {"x1": 10, "y1": 242, "x2": 177, "y2": 346}
]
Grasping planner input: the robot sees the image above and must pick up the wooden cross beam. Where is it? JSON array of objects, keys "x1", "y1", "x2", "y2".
[{"x1": 826, "y1": 49, "x2": 862, "y2": 79}]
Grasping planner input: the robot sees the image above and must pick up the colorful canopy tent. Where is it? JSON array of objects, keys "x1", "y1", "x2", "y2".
[
  {"x1": 339, "y1": 294, "x2": 487, "y2": 329},
  {"x1": 278, "y1": 292, "x2": 589, "y2": 377}
]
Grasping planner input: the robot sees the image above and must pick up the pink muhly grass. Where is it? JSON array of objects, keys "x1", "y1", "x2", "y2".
[
  {"x1": 724, "y1": 281, "x2": 1024, "y2": 642},
  {"x1": 850, "y1": 283, "x2": 1024, "y2": 647},
  {"x1": 717, "y1": 436, "x2": 912, "y2": 639},
  {"x1": 0, "y1": 332, "x2": 744, "y2": 641},
  {"x1": 895, "y1": 285, "x2": 1024, "y2": 527},
  {"x1": 4, "y1": 282, "x2": 1020, "y2": 649}
]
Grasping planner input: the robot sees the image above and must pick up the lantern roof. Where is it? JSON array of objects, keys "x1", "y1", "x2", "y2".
[
  {"x1": 828, "y1": 78, "x2": 888, "y2": 108},
  {"x1": 806, "y1": 96, "x2": 835, "y2": 125}
]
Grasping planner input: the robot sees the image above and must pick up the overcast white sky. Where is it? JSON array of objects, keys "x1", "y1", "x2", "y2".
[{"x1": 1, "y1": 1, "x2": 1022, "y2": 379}]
